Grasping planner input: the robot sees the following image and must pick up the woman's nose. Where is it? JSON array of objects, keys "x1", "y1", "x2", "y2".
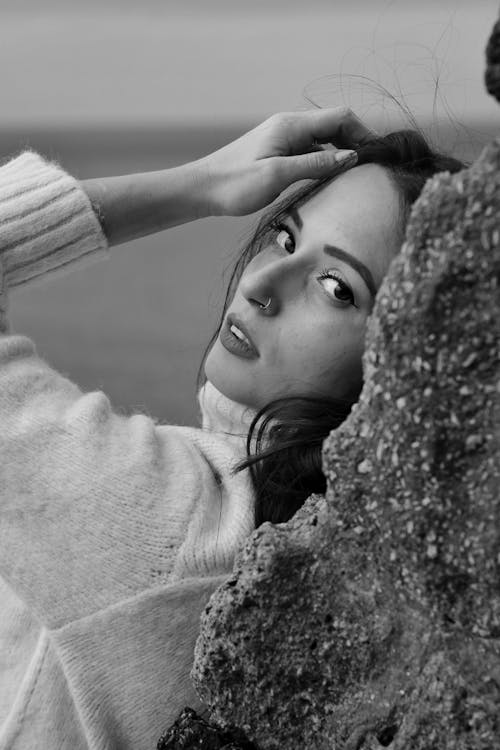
[{"x1": 238, "y1": 254, "x2": 296, "y2": 313}]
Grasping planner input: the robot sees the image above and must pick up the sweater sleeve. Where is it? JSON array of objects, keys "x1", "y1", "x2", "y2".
[
  {"x1": 0, "y1": 152, "x2": 203, "y2": 630},
  {"x1": 0, "y1": 151, "x2": 109, "y2": 301}
]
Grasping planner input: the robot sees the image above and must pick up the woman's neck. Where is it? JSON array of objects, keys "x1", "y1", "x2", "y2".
[{"x1": 197, "y1": 379, "x2": 258, "y2": 437}]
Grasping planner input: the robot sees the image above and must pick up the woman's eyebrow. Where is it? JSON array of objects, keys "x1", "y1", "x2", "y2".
[
  {"x1": 288, "y1": 206, "x2": 303, "y2": 230},
  {"x1": 287, "y1": 206, "x2": 377, "y2": 300},
  {"x1": 323, "y1": 244, "x2": 377, "y2": 300}
]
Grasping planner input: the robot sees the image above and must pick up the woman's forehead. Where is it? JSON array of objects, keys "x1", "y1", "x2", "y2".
[
  {"x1": 302, "y1": 163, "x2": 397, "y2": 221},
  {"x1": 296, "y1": 164, "x2": 401, "y2": 281}
]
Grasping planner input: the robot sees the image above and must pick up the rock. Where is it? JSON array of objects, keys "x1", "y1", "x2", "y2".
[
  {"x1": 189, "y1": 137, "x2": 500, "y2": 750},
  {"x1": 485, "y1": 16, "x2": 500, "y2": 102},
  {"x1": 160, "y1": 12, "x2": 500, "y2": 750},
  {"x1": 156, "y1": 707, "x2": 257, "y2": 750}
]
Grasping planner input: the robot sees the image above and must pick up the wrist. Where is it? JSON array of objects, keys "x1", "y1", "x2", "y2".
[{"x1": 183, "y1": 157, "x2": 222, "y2": 220}]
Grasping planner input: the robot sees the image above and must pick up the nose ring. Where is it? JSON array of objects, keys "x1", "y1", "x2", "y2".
[{"x1": 260, "y1": 297, "x2": 272, "y2": 310}]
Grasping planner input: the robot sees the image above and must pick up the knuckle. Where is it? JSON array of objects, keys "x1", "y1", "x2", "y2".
[
  {"x1": 338, "y1": 105, "x2": 354, "y2": 121},
  {"x1": 268, "y1": 111, "x2": 293, "y2": 129},
  {"x1": 307, "y1": 150, "x2": 326, "y2": 170},
  {"x1": 262, "y1": 157, "x2": 280, "y2": 179},
  {"x1": 325, "y1": 104, "x2": 349, "y2": 120},
  {"x1": 267, "y1": 112, "x2": 283, "y2": 126}
]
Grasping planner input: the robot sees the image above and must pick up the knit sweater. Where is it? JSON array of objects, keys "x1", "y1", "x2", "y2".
[{"x1": 0, "y1": 152, "x2": 261, "y2": 750}]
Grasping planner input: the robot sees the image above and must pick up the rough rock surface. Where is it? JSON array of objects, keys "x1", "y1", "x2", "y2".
[
  {"x1": 156, "y1": 707, "x2": 258, "y2": 750},
  {"x1": 155, "y1": 14, "x2": 500, "y2": 750},
  {"x1": 485, "y1": 15, "x2": 500, "y2": 102},
  {"x1": 189, "y1": 133, "x2": 500, "y2": 748}
]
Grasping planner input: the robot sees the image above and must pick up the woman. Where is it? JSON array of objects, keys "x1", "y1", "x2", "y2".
[{"x1": 0, "y1": 107, "x2": 464, "y2": 750}]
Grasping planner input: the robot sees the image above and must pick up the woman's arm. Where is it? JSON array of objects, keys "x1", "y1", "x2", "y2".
[
  {"x1": 80, "y1": 107, "x2": 373, "y2": 247},
  {"x1": 81, "y1": 162, "x2": 212, "y2": 246},
  {"x1": 0, "y1": 107, "x2": 373, "y2": 626}
]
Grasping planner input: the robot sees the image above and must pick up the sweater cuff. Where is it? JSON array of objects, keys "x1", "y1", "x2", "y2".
[{"x1": 0, "y1": 150, "x2": 109, "y2": 288}]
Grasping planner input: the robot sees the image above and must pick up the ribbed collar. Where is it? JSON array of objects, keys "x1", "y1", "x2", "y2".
[{"x1": 197, "y1": 379, "x2": 259, "y2": 438}]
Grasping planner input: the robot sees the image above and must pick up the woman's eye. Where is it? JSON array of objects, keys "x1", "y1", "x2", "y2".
[
  {"x1": 274, "y1": 224, "x2": 295, "y2": 253},
  {"x1": 318, "y1": 269, "x2": 357, "y2": 307}
]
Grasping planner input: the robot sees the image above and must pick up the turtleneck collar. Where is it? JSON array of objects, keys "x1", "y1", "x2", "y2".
[{"x1": 197, "y1": 379, "x2": 259, "y2": 438}]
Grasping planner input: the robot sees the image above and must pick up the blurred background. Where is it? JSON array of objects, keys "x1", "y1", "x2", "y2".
[{"x1": 1, "y1": 0, "x2": 499, "y2": 425}]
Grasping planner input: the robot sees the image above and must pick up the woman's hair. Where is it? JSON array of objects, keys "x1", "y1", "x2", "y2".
[{"x1": 196, "y1": 127, "x2": 467, "y2": 528}]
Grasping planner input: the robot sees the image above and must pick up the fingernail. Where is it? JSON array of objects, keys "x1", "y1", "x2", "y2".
[{"x1": 335, "y1": 149, "x2": 357, "y2": 165}]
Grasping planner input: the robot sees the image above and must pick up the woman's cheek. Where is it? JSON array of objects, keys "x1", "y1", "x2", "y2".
[
  {"x1": 267, "y1": 325, "x2": 288, "y2": 364},
  {"x1": 283, "y1": 331, "x2": 309, "y2": 371}
]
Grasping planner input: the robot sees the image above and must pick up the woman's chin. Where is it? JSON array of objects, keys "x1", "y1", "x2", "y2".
[
  {"x1": 204, "y1": 345, "x2": 237, "y2": 399},
  {"x1": 204, "y1": 344, "x2": 256, "y2": 408}
]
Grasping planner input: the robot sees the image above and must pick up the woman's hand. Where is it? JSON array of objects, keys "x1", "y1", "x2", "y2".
[
  {"x1": 81, "y1": 107, "x2": 375, "y2": 247},
  {"x1": 198, "y1": 106, "x2": 376, "y2": 216}
]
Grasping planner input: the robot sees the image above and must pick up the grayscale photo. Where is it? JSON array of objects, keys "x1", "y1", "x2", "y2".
[{"x1": 0, "y1": 1, "x2": 499, "y2": 748}]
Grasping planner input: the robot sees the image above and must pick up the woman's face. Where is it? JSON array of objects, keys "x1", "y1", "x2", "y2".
[{"x1": 204, "y1": 163, "x2": 402, "y2": 411}]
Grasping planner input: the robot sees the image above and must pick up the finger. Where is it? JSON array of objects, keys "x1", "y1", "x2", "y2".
[
  {"x1": 272, "y1": 148, "x2": 358, "y2": 187},
  {"x1": 285, "y1": 107, "x2": 377, "y2": 152},
  {"x1": 309, "y1": 106, "x2": 377, "y2": 147},
  {"x1": 303, "y1": 143, "x2": 327, "y2": 153}
]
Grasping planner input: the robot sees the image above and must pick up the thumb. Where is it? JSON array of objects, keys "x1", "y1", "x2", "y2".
[{"x1": 276, "y1": 148, "x2": 358, "y2": 185}]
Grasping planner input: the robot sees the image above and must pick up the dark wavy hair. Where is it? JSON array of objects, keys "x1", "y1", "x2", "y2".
[{"x1": 196, "y1": 127, "x2": 467, "y2": 528}]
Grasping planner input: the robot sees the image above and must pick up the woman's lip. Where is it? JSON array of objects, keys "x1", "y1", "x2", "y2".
[
  {"x1": 219, "y1": 315, "x2": 260, "y2": 359},
  {"x1": 227, "y1": 314, "x2": 260, "y2": 355}
]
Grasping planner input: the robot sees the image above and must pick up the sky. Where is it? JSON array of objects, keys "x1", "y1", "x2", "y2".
[{"x1": 1, "y1": 0, "x2": 499, "y2": 127}]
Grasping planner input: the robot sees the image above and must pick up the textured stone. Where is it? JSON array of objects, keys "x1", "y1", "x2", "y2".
[
  {"x1": 156, "y1": 707, "x2": 257, "y2": 750},
  {"x1": 156, "y1": 13, "x2": 500, "y2": 750},
  {"x1": 485, "y1": 16, "x2": 500, "y2": 102},
  {"x1": 189, "y1": 136, "x2": 500, "y2": 749}
]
